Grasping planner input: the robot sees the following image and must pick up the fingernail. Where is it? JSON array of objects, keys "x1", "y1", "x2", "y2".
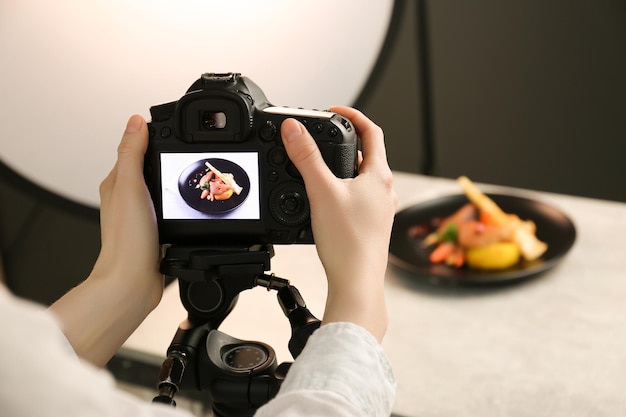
[
  {"x1": 282, "y1": 118, "x2": 304, "y2": 143},
  {"x1": 126, "y1": 115, "x2": 142, "y2": 133}
]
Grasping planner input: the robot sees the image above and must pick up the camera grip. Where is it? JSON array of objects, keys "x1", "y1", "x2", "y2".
[{"x1": 318, "y1": 142, "x2": 358, "y2": 179}]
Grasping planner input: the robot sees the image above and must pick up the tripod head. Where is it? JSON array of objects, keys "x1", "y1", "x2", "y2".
[{"x1": 153, "y1": 244, "x2": 321, "y2": 417}]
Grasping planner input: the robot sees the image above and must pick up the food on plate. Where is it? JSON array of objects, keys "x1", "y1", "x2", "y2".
[
  {"x1": 196, "y1": 162, "x2": 243, "y2": 202},
  {"x1": 411, "y1": 176, "x2": 548, "y2": 270},
  {"x1": 465, "y1": 242, "x2": 521, "y2": 270},
  {"x1": 457, "y1": 176, "x2": 547, "y2": 262}
]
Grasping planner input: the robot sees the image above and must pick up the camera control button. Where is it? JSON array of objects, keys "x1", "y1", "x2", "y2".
[
  {"x1": 312, "y1": 122, "x2": 324, "y2": 134},
  {"x1": 268, "y1": 171, "x2": 280, "y2": 182},
  {"x1": 328, "y1": 127, "x2": 339, "y2": 138},
  {"x1": 269, "y1": 182, "x2": 309, "y2": 227},
  {"x1": 260, "y1": 120, "x2": 277, "y2": 141},
  {"x1": 286, "y1": 161, "x2": 302, "y2": 179},
  {"x1": 269, "y1": 148, "x2": 287, "y2": 166},
  {"x1": 160, "y1": 127, "x2": 172, "y2": 138},
  {"x1": 281, "y1": 196, "x2": 298, "y2": 214}
]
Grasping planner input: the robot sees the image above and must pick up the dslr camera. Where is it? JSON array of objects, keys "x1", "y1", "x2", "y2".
[{"x1": 144, "y1": 73, "x2": 358, "y2": 245}]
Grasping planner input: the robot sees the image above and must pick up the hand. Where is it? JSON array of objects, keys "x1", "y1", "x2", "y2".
[
  {"x1": 50, "y1": 115, "x2": 163, "y2": 366},
  {"x1": 280, "y1": 107, "x2": 398, "y2": 342},
  {"x1": 93, "y1": 114, "x2": 162, "y2": 298}
]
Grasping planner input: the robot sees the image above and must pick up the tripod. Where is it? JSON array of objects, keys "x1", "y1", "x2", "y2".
[{"x1": 152, "y1": 244, "x2": 321, "y2": 417}]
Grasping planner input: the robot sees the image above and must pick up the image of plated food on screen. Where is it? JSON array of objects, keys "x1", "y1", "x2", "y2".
[
  {"x1": 178, "y1": 158, "x2": 251, "y2": 214},
  {"x1": 158, "y1": 152, "x2": 260, "y2": 220}
]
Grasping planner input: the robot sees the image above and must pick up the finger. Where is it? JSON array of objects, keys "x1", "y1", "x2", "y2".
[
  {"x1": 329, "y1": 106, "x2": 389, "y2": 173},
  {"x1": 109, "y1": 115, "x2": 151, "y2": 203},
  {"x1": 357, "y1": 150, "x2": 364, "y2": 169},
  {"x1": 115, "y1": 115, "x2": 149, "y2": 181},
  {"x1": 99, "y1": 162, "x2": 118, "y2": 206},
  {"x1": 280, "y1": 118, "x2": 334, "y2": 186},
  {"x1": 99, "y1": 115, "x2": 150, "y2": 213}
]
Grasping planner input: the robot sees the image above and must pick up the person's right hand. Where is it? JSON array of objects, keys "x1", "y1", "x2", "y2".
[{"x1": 280, "y1": 107, "x2": 397, "y2": 342}]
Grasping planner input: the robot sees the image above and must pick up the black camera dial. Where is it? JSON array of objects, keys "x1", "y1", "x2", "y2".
[{"x1": 269, "y1": 182, "x2": 309, "y2": 227}]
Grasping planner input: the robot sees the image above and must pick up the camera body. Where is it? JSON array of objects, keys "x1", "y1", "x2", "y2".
[{"x1": 144, "y1": 73, "x2": 358, "y2": 245}]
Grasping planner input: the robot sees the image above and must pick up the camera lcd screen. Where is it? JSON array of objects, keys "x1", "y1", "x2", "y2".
[{"x1": 160, "y1": 152, "x2": 260, "y2": 220}]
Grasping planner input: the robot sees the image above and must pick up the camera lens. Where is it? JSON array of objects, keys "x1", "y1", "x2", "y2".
[{"x1": 201, "y1": 111, "x2": 227, "y2": 129}]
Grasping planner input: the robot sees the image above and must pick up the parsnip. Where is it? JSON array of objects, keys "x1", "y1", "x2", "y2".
[
  {"x1": 205, "y1": 162, "x2": 243, "y2": 195},
  {"x1": 457, "y1": 176, "x2": 547, "y2": 261}
]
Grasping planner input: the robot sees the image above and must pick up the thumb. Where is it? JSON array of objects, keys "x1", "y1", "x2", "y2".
[
  {"x1": 115, "y1": 115, "x2": 148, "y2": 179},
  {"x1": 100, "y1": 115, "x2": 146, "y2": 201},
  {"x1": 118, "y1": 115, "x2": 148, "y2": 159},
  {"x1": 280, "y1": 118, "x2": 332, "y2": 184}
]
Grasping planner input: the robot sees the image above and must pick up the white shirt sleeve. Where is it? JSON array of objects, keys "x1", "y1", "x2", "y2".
[
  {"x1": 0, "y1": 287, "x2": 194, "y2": 417},
  {"x1": 0, "y1": 287, "x2": 395, "y2": 417},
  {"x1": 255, "y1": 322, "x2": 397, "y2": 417}
]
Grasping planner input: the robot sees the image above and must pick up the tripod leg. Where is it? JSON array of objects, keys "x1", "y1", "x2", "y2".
[
  {"x1": 153, "y1": 318, "x2": 209, "y2": 406},
  {"x1": 277, "y1": 285, "x2": 321, "y2": 358},
  {"x1": 153, "y1": 351, "x2": 187, "y2": 406}
]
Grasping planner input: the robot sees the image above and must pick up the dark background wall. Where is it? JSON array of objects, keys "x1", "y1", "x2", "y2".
[
  {"x1": 1, "y1": 0, "x2": 625, "y2": 305},
  {"x1": 359, "y1": 0, "x2": 626, "y2": 203}
]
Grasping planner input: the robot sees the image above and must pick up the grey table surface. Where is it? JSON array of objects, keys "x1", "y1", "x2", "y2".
[{"x1": 124, "y1": 172, "x2": 626, "y2": 417}]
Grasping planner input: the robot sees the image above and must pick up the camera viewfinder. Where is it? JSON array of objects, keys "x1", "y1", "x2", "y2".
[{"x1": 201, "y1": 111, "x2": 227, "y2": 130}]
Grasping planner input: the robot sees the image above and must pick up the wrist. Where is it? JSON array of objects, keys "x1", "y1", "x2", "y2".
[
  {"x1": 87, "y1": 267, "x2": 164, "y2": 312},
  {"x1": 49, "y1": 268, "x2": 164, "y2": 367},
  {"x1": 323, "y1": 279, "x2": 388, "y2": 342}
]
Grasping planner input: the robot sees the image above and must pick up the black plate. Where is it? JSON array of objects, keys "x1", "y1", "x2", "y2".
[
  {"x1": 389, "y1": 194, "x2": 576, "y2": 284},
  {"x1": 178, "y1": 158, "x2": 250, "y2": 214}
]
